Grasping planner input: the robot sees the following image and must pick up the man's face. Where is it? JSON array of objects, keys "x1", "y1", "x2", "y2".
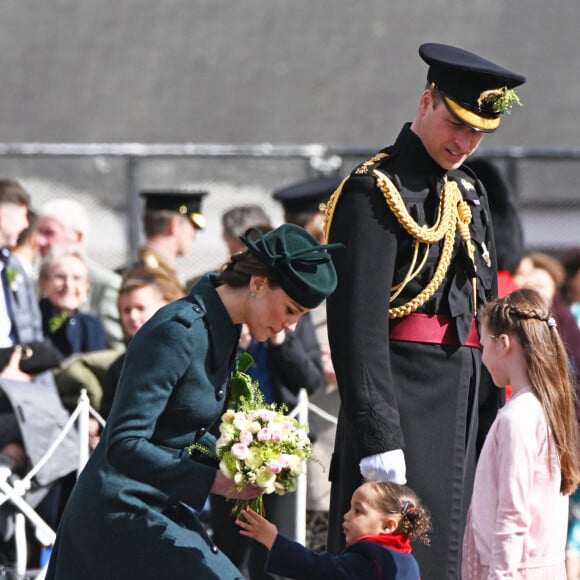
[
  {"x1": 413, "y1": 90, "x2": 485, "y2": 171},
  {"x1": 0, "y1": 203, "x2": 28, "y2": 248},
  {"x1": 36, "y1": 216, "x2": 80, "y2": 257}
]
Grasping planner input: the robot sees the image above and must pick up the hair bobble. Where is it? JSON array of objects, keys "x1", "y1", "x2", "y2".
[
  {"x1": 401, "y1": 500, "x2": 416, "y2": 516},
  {"x1": 547, "y1": 317, "x2": 557, "y2": 328}
]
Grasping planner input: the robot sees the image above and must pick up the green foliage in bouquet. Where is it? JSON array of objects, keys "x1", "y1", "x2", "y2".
[{"x1": 229, "y1": 352, "x2": 264, "y2": 409}]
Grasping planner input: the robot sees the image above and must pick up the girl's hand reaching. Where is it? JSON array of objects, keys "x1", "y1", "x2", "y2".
[{"x1": 236, "y1": 508, "x2": 278, "y2": 550}]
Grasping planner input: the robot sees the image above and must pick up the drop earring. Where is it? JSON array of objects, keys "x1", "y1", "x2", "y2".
[{"x1": 249, "y1": 292, "x2": 256, "y2": 300}]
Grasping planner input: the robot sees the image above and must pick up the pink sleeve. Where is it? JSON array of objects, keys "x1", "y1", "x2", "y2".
[{"x1": 487, "y1": 405, "x2": 540, "y2": 577}]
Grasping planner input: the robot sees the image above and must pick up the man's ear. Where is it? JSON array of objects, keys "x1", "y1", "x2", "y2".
[
  {"x1": 168, "y1": 215, "x2": 181, "y2": 235},
  {"x1": 418, "y1": 89, "x2": 434, "y2": 114}
]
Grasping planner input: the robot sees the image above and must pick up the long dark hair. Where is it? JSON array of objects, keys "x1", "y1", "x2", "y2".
[{"x1": 482, "y1": 287, "x2": 580, "y2": 494}]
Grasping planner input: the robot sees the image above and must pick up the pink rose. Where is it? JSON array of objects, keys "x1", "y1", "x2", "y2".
[
  {"x1": 257, "y1": 428, "x2": 271, "y2": 442},
  {"x1": 239, "y1": 430, "x2": 253, "y2": 445},
  {"x1": 268, "y1": 459, "x2": 282, "y2": 474},
  {"x1": 231, "y1": 443, "x2": 250, "y2": 460}
]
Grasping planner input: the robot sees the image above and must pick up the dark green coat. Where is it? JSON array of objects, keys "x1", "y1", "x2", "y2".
[{"x1": 46, "y1": 274, "x2": 245, "y2": 580}]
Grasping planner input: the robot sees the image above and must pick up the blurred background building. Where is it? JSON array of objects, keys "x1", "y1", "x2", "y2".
[{"x1": 0, "y1": 0, "x2": 579, "y2": 281}]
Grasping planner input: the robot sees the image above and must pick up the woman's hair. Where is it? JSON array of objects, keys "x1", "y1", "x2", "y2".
[
  {"x1": 217, "y1": 248, "x2": 282, "y2": 290},
  {"x1": 364, "y1": 481, "x2": 431, "y2": 545},
  {"x1": 119, "y1": 270, "x2": 163, "y2": 297},
  {"x1": 38, "y1": 246, "x2": 89, "y2": 287},
  {"x1": 482, "y1": 287, "x2": 580, "y2": 494}
]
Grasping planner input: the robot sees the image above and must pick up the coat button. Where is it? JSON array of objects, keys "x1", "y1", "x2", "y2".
[
  {"x1": 193, "y1": 305, "x2": 201, "y2": 313},
  {"x1": 210, "y1": 544, "x2": 219, "y2": 554},
  {"x1": 198, "y1": 428, "x2": 206, "y2": 436},
  {"x1": 216, "y1": 390, "x2": 224, "y2": 400}
]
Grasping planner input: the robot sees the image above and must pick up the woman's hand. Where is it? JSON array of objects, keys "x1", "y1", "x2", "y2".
[
  {"x1": 210, "y1": 470, "x2": 263, "y2": 500},
  {"x1": 236, "y1": 508, "x2": 278, "y2": 550}
]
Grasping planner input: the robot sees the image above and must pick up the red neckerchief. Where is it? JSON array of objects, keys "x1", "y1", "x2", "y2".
[{"x1": 349, "y1": 532, "x2": 412, "y2": 554}]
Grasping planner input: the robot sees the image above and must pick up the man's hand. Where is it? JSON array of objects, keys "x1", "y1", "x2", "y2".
[{"x1": 359, "y1": 449, "x2": 406, "y2": 484}]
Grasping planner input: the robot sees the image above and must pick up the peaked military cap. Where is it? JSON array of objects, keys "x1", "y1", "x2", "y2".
[
  {"x1": 272, "y1": 176, "x2": 342, "y2": 214},
  {"x1": 140, "y1": 189, "x2": 208, "y2": 229},
  {"x1": 240, "y1": 223, "x2": 342, "y2": 309},
  {"x1": 419, "y1": 43, "x2": 526, "y2": 133}
]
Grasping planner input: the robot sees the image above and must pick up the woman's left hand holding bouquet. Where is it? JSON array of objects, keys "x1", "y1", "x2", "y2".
[{"x1": 210, "y1": 470, "x2": 264, "y2": 500}]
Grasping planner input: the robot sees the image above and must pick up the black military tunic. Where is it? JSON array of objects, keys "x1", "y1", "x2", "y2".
[{"x1": 325, "y1": 124, "x2": 498, "y2": 578}]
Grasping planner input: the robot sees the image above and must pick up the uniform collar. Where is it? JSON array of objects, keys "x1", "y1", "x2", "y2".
[{"x1": 392, "y1": 123, "x2": 447, "y2": 179}]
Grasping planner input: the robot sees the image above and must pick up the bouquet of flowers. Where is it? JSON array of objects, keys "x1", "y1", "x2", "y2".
[{"x1": 215, "y1": 352, "x2": 313, "y2": 517}]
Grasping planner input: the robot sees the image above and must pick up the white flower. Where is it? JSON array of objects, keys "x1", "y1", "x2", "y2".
[
  {"x1": 255, "y1": 466, "x2": 276, "y2": 491},
  {"x1": 286, "y1": 454, "x2": 303, "y2": 475},
  {"x1": 245, "y1": 449, "x2": 264, "y2": 469},
  {"x1": 219, "y1": 460, "x2": 235, "y2": 479}
]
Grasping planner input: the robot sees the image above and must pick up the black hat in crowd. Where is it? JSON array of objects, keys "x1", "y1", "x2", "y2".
[
  {"x1": 272, "y1": 176, "x2": 342, "y2": 215},
  {"x1": 419, "y1": 43, "x2": 526, "y2": 133},
  {"x1": 240, "y1": 223, "x2": 342, "y2": 309},
  {"x1": 140, "y1": 189, "x2": 208, "y2": 230}
]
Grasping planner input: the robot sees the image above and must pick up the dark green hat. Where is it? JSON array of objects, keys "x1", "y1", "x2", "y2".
[{"x1": 240, "y1": 223, "x2": 342, "y2": 309}]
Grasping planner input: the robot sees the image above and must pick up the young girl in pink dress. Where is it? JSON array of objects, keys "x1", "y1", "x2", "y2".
[{"x1": 462, "y1": 288, "x2": 580, "y2": 578}]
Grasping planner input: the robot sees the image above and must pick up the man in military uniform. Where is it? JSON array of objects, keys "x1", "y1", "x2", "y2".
[
  {"x1": 123, "y1": 190, "x2": 207, "y2": 303},
  {"x1": 324, "y1": 43, "x2": 525, "y2": 577}
]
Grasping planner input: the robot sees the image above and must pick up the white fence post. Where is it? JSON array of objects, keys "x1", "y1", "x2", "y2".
[
  {"x1": 77, "y1": 388, "x2": 90, "y2": 475},
  {"x1": 294, "y1": 388, "x2": 309, "y2": 545}
]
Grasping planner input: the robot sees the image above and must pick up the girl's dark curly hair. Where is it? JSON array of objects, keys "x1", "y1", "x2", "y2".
[{"x1": 365, "y1": 481, "x2": 432, "y2": 545}]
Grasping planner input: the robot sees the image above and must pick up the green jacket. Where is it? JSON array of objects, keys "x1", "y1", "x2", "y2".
[{"x1": 46, "y1": 274, "x2": 245, "y2": 580}]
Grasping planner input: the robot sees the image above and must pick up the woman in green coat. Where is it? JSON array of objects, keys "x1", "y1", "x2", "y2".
[{"x1": 46, "y1": 223, "x2": 340, "y2": 580}]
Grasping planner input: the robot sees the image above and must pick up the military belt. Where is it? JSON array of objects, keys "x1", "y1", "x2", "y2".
[{"x1": 389, "y1": 313, "x2": 481, "y2": 348}]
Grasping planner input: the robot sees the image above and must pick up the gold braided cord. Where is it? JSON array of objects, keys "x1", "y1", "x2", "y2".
[
  {"x1": 390, "y1": 240, "x2": 430, "y2": 302},
  {"x1": 323, "y1": 175, "x2": 350, "y2": 244},
  {"x1": 322, "y1": 162, "x2": 477, "y2": 319},
  {"x1": 323, "y1": 153, "x2": 389, "y2": 243},
  {"x1": 374, "y1": 170, "x2": 457, "y2": 244},
  {"x1": 373, "y1": 170, "x2": 475, "y2": 319}
]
